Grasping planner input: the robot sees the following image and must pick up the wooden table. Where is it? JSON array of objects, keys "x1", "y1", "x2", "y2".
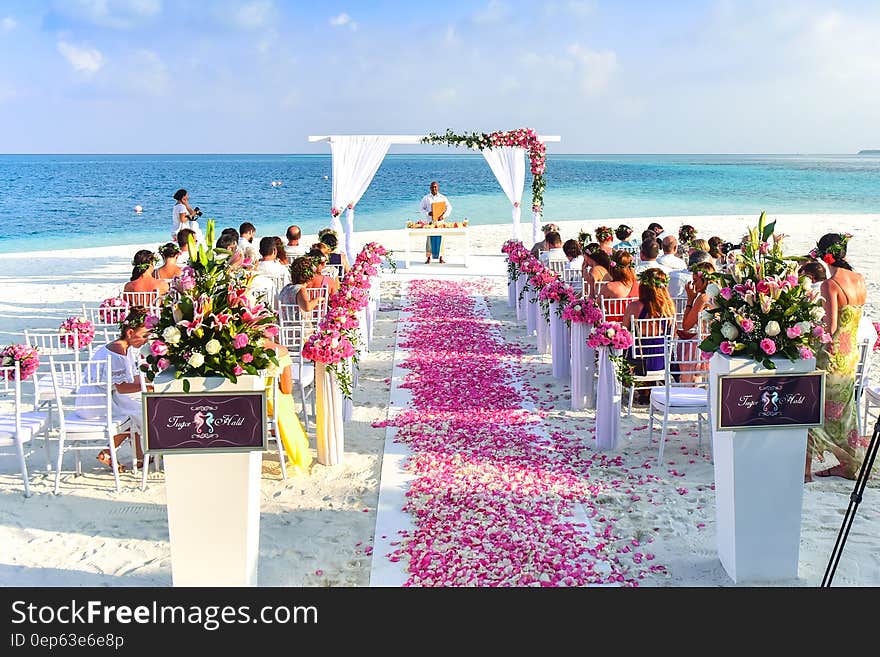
[{"x1": 404, "y1": 227, "x2": 470, "y2": 268}]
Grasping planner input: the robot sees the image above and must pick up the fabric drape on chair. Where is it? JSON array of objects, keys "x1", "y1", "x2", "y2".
[
  {"x1": 549, "y1": 302, "x2": 570, "y2": 378},
  {"x1": 330, "y1": 136, "x2": 393, "y2": 263},
  {"x1": 596, "y1": 347, "x2": 622, "y2": 450},
  {"x1": 482, "y1": 146, "x2": 526, "y2": 241},
  {"x1": 570, "y1": 323, "x2": 589, "y2": 410}
]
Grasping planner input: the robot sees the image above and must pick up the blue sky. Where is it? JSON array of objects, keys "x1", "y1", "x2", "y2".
[{"x1": 1, "y1": 0, "x2": 879, "y2": 153}]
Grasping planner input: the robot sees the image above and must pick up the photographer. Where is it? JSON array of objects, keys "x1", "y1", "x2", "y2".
[{"x1": 171, "y1": 188, "x2": 204, "y2": 244}]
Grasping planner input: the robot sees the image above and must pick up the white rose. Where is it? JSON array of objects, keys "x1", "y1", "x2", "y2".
[
  {"x1": 706, "y1": 283, "x2": 721, "y2": 298},
  {"x1": 797, "y1": 321, "x2": 812, "y2": 334},
  {"x1": 721, "y1": 322, "x2": 739, "y2": 340},
  {"x1": 205, "y1": 339, "x2": 221, "y2": 355},
  {"x1": 764, "y1": 320, "x2": 781, "y2": 337},
  {"x1": 810, "y1": 306, "x2": 825, "y2": 321},
  {"x1": 606, "y1": 328, "x2": 616, "y2": 338},
  {"x1": 163, "y1": 326, "x2": 182, "y2": 345},
  {"x1": 187, "y1": 352, "x2": 205, "y2": 368}
]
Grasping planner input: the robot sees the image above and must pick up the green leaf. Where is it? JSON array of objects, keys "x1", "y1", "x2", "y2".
[{"x1": 182, "y1": 379, "x2": 190, "y2": 393}]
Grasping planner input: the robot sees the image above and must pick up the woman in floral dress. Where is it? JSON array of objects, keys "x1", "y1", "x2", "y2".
[{"x1": 806, "y1": 233, "x2": 868, "y2": 482}]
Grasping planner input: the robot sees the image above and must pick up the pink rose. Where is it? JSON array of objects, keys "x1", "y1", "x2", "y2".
[
  {"x1": 798, "y1": 347, "x2": 814, "y2": 359},
  {"x1": 150, "y1": 341, "x2": 168, "y2": 356},
  {"x1": 720, "y1": 287, "x2": 733, "y2": 301},
  {"x1": 233, "y1": 333, "x2": 248, "y2": 349},
  {"x1": 812, "y1": 325, "x2": 824, "y2": 337},
  {"x1": 720, "y1": 341, "x2": 735, "y2": 355},
  {"x1": 241, "y1": 353, "x2": 254, "y2": 363},
  {"x1": 760, "y1": 338, "x2": 777, "y2": 355},
  {"x1": 786, "y1": 325, "x2": 802, "y2": 338},
  {"x1": 144, "y1": 314, "x2": 160, "y2": 329},
  {"x1": 233, "y1": 365, "x2": 244, "y2": 376},
  {"x1": 739, "y1": 318, "x2": 755, "y2": 333},
  {"x1": 264, "y1": 325, "x2": 279, "y2": 337},
  {"x1": 157, "y1": 358, "x2": 170, "y2": 371}
]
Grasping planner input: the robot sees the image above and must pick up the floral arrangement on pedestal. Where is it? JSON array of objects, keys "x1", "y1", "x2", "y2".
[
  {"x1": 587, "y1": 321, "x2": 635, "y2": 386},
  {"x1": 98, "y1": 296, "x2": 130, "y2": 324},
  {"x1": 538, "y1": 279, "x2": 577, "y2": 319},
  {"x1": 58, "y1": 317, "x2": 96, "y2": 349},
  {"x1": 140, "y1": 220, "x2": 279, "y2": 391},
  {"x1": 561, "y1": 297, "x2": 603, "y2": 326},
  {"x1": 502, "y1": 240, "x2": 532, "y2": 286},
  {"x1": 698, "y1": 212, "x2": 830, "y2": 369},
  {"x1": 1, "y1": 344, "x2": 40, "y2": 381},
  {"x1": 302, "y1": 242, "x2": 390, "y2": 397},
  {"x1": 407, "y1": 219, "x2": 469, "y2": 229},
  {"x1": 421, "y1": 128, "x2": 547, "y2": 212}
]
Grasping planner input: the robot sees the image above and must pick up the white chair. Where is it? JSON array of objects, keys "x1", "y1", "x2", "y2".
[
  {"x1": 591, "y1": 279, "x2": 608, "y2": 299},
  {"x1": 264, "y1": 373, "x2": 288, "y2": 480},
  {"x1": 562, "y1": 268, "x2": 583, "y2": 284},
  {"x1": 121, "y1": 290, "x2": 160, "y2": 310},
  {"x1": 304, "y1": 286, "x2": 329, "y2": 324},
  {"x1": 24, "y1": 329, "x2": 83, "y2": 407},
  {"x1": 672, "y1": 296, "x2": 689, "y2": 331},
  {"x1": 0, "y1": 362, "x2": 50, "y2": 497},
  {"x1": 600, "y1": 296, "x2": 638, "y2": 323},
  {"x1": 49, "y1": 355, "x2": 129, "y2": 494},
  {"x1": 624, "y1": 315, "x2": 676, "y2": 416},
  {"x1": 649, "y1": 336, "x2": 710, "y2": 465},
  {"x1": 325, "y1": 263, "x2": 344, "y2": 279},
  {"x1": 546, "y1": 259, "x2": 567, "y2": 276},
  {"x1": 82, "y1": 303, "x2": 128, "y2": 334},
  {"x1": 279, "y1": 322, "x2": 316, "y2": 431}
]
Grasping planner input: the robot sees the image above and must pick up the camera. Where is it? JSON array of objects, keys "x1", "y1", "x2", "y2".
[
  {"x1": 191, "y1": 207, "x2": 203, "y2": 219},
  {"x1": 721, "y1": 241, "x2": 735, "y2": 255}
]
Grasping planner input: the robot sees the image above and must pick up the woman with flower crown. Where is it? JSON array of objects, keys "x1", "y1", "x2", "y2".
[
  {"x1": 581, "y1": 243, "x2": 612, "y2": 297},
  {"x1": 123, "y1": 249, "x2": 169, "y2": 301},
  {"x1": 806, "y1": 233, "x2": 867, "y2": 481},
  {"x1": 622, "y1": 268, "x2": 676, "y2": 404},
  {"x1": 598, "y1": 250, "x2": 640, "y2": 320},
  {"x1": 79, "y1": 307, "x2": 150, "y2": 472},
  {"x1": 677, "y1": 261, "x2": 715, "y2": 382},
  {"x1": 595, "y1": 226, "x2": 615, "y2": 255}
]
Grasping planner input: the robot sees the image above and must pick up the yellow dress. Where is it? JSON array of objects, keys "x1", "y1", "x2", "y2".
[{"x1": 266, "y1": 353, "x2": 312, "y2": 473}]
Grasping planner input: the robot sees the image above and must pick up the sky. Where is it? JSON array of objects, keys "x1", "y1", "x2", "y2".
[{"x1": 1, "y1": 0, "x2": 879, "y2": 154}]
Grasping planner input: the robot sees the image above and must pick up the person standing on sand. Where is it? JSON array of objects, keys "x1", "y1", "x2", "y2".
[
  {"x1": 171, "y1": 189, "x2": 203, "y2": 244},
  {"x1": 805, "y1": 233, "x2": 868, "y2": 482},
  {"x1": 419, "y1": 181, "x2": 451, "y2": 264}
]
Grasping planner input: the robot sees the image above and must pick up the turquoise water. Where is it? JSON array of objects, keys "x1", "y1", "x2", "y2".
[{"x1": 0, "y1": 153, "x2": 878, "y2": 253}]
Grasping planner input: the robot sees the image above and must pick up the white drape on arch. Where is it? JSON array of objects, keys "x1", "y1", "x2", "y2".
[
  {"x1": 330, "y1": 136, "x2": 393, "y2": 262},
  {"x1": 481, "y1": 146, "x2": 525, "y2": 241}
]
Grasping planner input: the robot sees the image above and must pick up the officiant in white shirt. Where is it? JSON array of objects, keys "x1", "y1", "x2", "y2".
[{"x1": 419, "y1": 180, "x2": 452, "y2": 264}]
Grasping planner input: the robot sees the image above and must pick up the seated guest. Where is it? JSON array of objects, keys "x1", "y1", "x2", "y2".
[
  {"x1": 238, "y1": 222, "x2": 259, "y2": 261},
  {"x1": 278, "y1": 256, "x2": 324, "y2": 320},
  {"x1": 256, "y1": 236, "x2": 291, "y2": 285},
  {"x1": 595, "y1": 226, "x2": 615, "y2": 255},
  {"x1": 647, "y1": 222, "x2": 669, "y2": 243},
  {"x1": 263, "y1": 338, "x2": 312, "y2": 473},
  {"x1": 689, "y1": 238, "x2": 710, "y2": 257},
  {"x1": 599, "y1": 250, "x2": 640, "y2": 319},
  {"x1": 306, "y1": 248, "x2": 340, "y2": 295},
  {"x1": 678, "y1": 261, "x2": 716, "y2": 382},
  {"x1": 274, "y1": 236, "x2": 290, "y2": 269},
  {"x1": 799, "y1": 261, "x2": 827, "y2": 288},
  {"x1": 581, "y1": 243, "x2": 612, "y2": 297},
  {"x1": 123, "y1": 250, "x2": 168, "y2": 301},
  {"x1": 635, "y1": 235, "x2": 669, "y2": 274},
  {"x1": 318, "y1": 229, "x2": 352, "y2": 273},
  {"x1": 668, "y1": 250, "x2": 712, "y2": 298},
  {"x1": 154, "y1": 242, "x2": 182, "y2": 283},
  {"x1": 677, "y1": 225, "x2": 697, "y2": 258},
  {"x1": 622, "y1": 268, "x2": 676, "y2": 404},
  {"x1": 217, "y1": 232, "x2": 245, "y2": 269},
  {"x1": 530, "y1": 223, "x2": 559, "y2": 258},
  {"x1": 539, "y1": 231, "x2": 566, "y2": 264},
  {"x1": 707, "y1": 236, "x2": 724, "y2": 267},
  {"x1": 562, "y1": 239, "x2": 583, "y2": 271},
  {"x1": 176, "y1": 228, "x2": 196, "y2": 265},
  {"x1": 83, "y1": 307, "x2": 150, "y2": 472},
  {"x1": 613, "y1": 224, "x2": 636, "y2": 249},
  {"x1": 657, "y1": 235, "x2": 687, "y2": 271},
  {"x1": 285, "y1": 225, "x2": 307, "y2": 260}
]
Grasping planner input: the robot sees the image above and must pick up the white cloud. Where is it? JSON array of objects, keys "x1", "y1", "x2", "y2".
[
  {"x1": 231, "y1": 1, "x2": 274, "y2": 30},
  {"x1": 51, "y1": 0, "x2": 161, "y2": 29},
  {"x1": 1, "y1": 16, "x2": 17, "y2": 31},
  {"x1": 329, "y1": 13, "x2": 358, "y2": 31},
  {"x1": 472, "y1": 0, "x2": 508, "y2": 25},
  {"x1": 126, "y1": 49, "x2": 169, "y2": 96},
  {"x1": 567, "y1": 44, "x2": 618, "y2": 95},
  {"x1": 57, "y1": 40, "x2": 105, "y2": 75}
]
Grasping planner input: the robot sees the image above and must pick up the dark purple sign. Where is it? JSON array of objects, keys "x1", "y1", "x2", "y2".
[
  {"x1": 143, "y1": 392, "x2": 267, "y2": 453},
  {"x1": 717, "y1": 372, "x2": 825, "y2": 431}
]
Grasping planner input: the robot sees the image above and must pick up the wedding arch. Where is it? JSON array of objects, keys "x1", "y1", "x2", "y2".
[{"x1": 307, "y1": 130, "x2": 561, "y2": 262}]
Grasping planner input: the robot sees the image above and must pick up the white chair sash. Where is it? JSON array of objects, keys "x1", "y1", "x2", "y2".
[
  {"x1": 595, "y1": 347, "x2": 621, "y2": 450},
  {"x1": 549, "y1": 301, "x2": 570, "y2": 379}
]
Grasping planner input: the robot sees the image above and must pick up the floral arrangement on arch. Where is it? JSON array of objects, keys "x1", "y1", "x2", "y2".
[
  {"x1": 421, "y1": 128, "x2": 547, "y2": 212},
  {"x1": 140, "y1": 220, "x2": 279, "y2": 391},
  {"x1": 587, "y1": 320, "x2": 636, "y2": 386},
  {"x1": 98, "y1": 296, "x2": 130, "y2": 324},
  {"x1": 58, "y1": 317, "x2": 96, "y2": 349},
  {"x1": 561, "y1": 297, "x2": 603, "y2": 326},
  {"x1": 301, "y1": 242, "x2": 390, "y2": 397},
  {"x1": 1, "y1": 344, "x2": 40, "y2": 381},
  {"x1": 698, "y1": 212, "x2": 830, "y2": 369}
]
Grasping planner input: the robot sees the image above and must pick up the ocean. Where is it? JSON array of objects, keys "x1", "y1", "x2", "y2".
[{"x1": 0, "y1": 153, "x2": 878, "y2": 253}]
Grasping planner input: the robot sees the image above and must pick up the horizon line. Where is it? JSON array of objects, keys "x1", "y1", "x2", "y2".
[{"x1": 0, "y1": 151, "x2": 874, "y2": 156}]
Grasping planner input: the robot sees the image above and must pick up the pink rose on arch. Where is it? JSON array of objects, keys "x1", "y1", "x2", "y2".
[
  {"x1": 233, "y1": 333, "x2": 248, "y2": 349},
  {"x1": 720, "y1": 341, "x2": 735, "y2": 356},
  {"x1": 144, "y1": 314, "x2": 160, "y2": 330},
  {"x1": 812, "y1": 325, "x2": 824, "y2": 337},
  {"x1": 759, "y1": 338, "x2": 777, "y2": 355},
  {"x1": 756, "y1": 279, "x2": 771, "y2": 295},
  {"x1": 150, "y1": 341, "x2": 168, "y2": 356}
]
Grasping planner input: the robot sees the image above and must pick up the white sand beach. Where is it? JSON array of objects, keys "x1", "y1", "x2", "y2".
[{"x1": 1, "y1": 213, "x2": 878, "y2": 587}]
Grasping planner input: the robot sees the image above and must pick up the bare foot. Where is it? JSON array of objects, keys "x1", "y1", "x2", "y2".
[{"x1": 814, "y1": 463, "x2": 856, "y2": 480}]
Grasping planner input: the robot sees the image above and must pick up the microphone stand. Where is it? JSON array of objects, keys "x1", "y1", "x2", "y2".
[{"x1": 821, "y1": 416, "x2": 880, "y2": 586}]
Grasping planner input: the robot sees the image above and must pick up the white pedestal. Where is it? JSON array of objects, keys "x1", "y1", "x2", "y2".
[
  {"x1": 150, "y1": 372, "x2": 265, "y2": 587},
  {"x1": 525, "y1": 288, "x2": 537, "y2": 336},
  {"x1": 549, "y1": 302, "x2": 571, "y2": 379},
  {"x1": 709, "y1": 354, "x2": 815, "y2": 583},
  {"x1": 570, "y1": 323, "x2": 589, "y2": 410},
  {"x1": 315, "y1": 362, "x2": 345, "y2": 465},
  {"x1": 507, "y1": 276, "x2": 516, "y2": 309},
  {"x1": 595, "y1": 347, "x2": 621, "y2": 450},
  {"x1": 515, "y1": 275, "x2": 526, "y2": 322}
]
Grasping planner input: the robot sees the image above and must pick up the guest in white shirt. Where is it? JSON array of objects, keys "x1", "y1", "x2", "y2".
[
  {"x1": 657, "y1": 236, "x2": 687, "y2": 271},
  {"x1": 419, "y1": 181, "x2": 452, "y2": 264},
  {"x1": 635, "y1": 237, "x2": 671, "y2": 274},
  {"x1": 256, "y1": 236, "x2": 291, "y2": 285},
  {"x1": 668, "y1": 251, "x2": 712, "y2": 298},
  {"x1": 647, "y1": 221, "x2": 670, "y2": 242},
  {"x1": 285, "y1": 224, "x2": 307, "y2": 260},
  {"x1": 562, "y1": 239, "x2": 583, "y2": 271},
  {"x1": 175, "y1": 228, "x2": 195, "y2": 265},
  {"x1": 238, "y1": 222, "x2": 259, "y2": 262},
  {"x1": 539, "y1": 231, "x2": 566, "y2": 264}
]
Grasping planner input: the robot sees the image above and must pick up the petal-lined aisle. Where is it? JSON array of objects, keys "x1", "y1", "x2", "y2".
[{"x1": 379, "y1": 278, "x2": 662, "y2": 586}]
